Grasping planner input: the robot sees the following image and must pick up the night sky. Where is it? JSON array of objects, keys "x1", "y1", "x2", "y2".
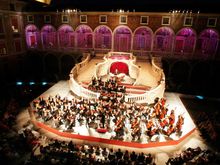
[{"x1": 47, "y1": 0, "x2": 220, "y2": 13}]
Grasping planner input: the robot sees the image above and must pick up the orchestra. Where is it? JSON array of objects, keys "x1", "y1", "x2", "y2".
[{"x1": 33, "y1": 76, "x2": 185, "y2": 143}]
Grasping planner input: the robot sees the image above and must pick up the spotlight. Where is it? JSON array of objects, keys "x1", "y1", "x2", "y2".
[
  {"x1": 196, "y1": 95, "x2": 204, "y2": 100},
  {"x1": 42, "y1": 82, "x2": 47, "y2": 86},
  {"x1": 16, "y1": 81, "x2": 23, "y2": 86},
  {"x1": 29, "y1": 81, "x2": 35, "y2": 85}
]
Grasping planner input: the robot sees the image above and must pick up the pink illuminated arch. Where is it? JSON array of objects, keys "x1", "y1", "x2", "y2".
[
  {"x1": 133, "y1": 26, "x2": 153, "y2": 51},
  {"x1": 94, "y1": 25, "x2": 112, "y2": 50},
  {"x1": 41, "y1": 25, "x2": 57, "y2": 49},
  {"x1": 58, "y1": 25, "x2": 75, "y2": 49},
  {"x1": 196, "y1": 28, "x2": 219, "y2": 58},
  {"x1": 25, "y1": 24, "x2": 40, "y2": 48},
  {"x1": 75, "y1": 25, "x2": 93, "y2": 50},
  {"x1": 113, "y1": 25, "x2": 132, "y2": 52},
  {"x1": 175, "y1": 27, "x2": 196, "y2": 55},
  {"x1": 153, "y1": 27, "x2": 174, "y2": 53}
]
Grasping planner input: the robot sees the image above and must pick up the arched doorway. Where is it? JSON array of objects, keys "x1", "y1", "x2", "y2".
[
  {"x1": 41, "y1": 25, "x2": 57, "y2": 50},
  {"x1": 57, "y1": 25, "x2": 75, "y2": 50},
  {"x1": 133, "y1": 26, "x2": 153, "y2": 55},
  {"x1": 25, "y1": 24, "x2": 40, "y2": 48},
  {"x1": 94, "y1": 25, "x2": 112, "y2": 53},
  {"x1": 153, "y1": 27, "x2": 174, "y2": 54},
  {"x1": 75, "y1": 25, "x2": 93, "y2": 51},
  {"x1": 113, "y1": 26, "x2": 132, "y2": 52},
  {"x1": 196, "y1": 29, "x2": 219, "y2": 58},
  {"x1": 175, "y1": 28, "x2": 196, "y2": 56}
]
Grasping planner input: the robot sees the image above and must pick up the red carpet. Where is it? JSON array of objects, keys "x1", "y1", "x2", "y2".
[{"x1": 34, "y1": 121, "x2": 196, "y2": 149}]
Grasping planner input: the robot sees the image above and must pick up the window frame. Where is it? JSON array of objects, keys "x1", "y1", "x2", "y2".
[
  {"x1": 27, "y1": 15, "x2": 34, "y2": 23},
  {"x1": 184, "y1": 17, "x2": 193, "y2": 26},
  {"x1": 62, "y1": 15, "x2": 69, "y2": 23},
  {"x1": 207, "y1": 18, "x2": 217, "y2": 27},
  {"x1": 44, "y1": 15, "x2": 51, "y2": 23},
  {"x1": 119, "y1": 15, "x2": 127, "y2": 24},
  {"x1": 140, "y1": 16, "x2": 149, "y2": 25},
  {"x1": 80, "y1": 15, "x2": 87, "y2": 23},
  {"x1": 99, "y1": 15, "x2": 107, "y2": 24},
  {"x1": 162, "y1": 16, "x2": 171, "y2": 25}
]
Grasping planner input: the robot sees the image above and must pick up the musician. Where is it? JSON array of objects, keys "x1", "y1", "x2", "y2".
[
  {"x1": 176, "y1": 115, "x2": 184, "y2": 133},
  {"x1": 169, "y1": 110, "x2": 175, "y2": 125},
  {"x1": 166, "y1": 124, "x2": 175, "y2": 136}
]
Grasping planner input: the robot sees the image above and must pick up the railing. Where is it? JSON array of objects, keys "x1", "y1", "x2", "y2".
[
  {"x1": 69, "y1": 52, "x2": 165, "y2": 103},
  {"x1": 69, "y1": 53, "x2": 100, "y2": 99},
  {"x1": 95, "y1": 57, "x2": 109, "y2": 78},
  {"x1": 125, "y1": 81, "x2": 165, "y2": 104},
  {"x1": 125, "y1": 57, "x2": 165, "y2": 104}
]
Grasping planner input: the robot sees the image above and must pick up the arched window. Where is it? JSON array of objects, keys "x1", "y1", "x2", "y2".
[
  {"x1": 133, "y1": 26, "x2": 153, "y2": 53},
  {"x1": 94, "y1": 25, "x2": 112, "y2": 50},
  {"x1": 75, "y1": 25, "x2": 93, "y2": 50},
  {"x1": 25, "y1": 24, "x2": 39, "y2": 48},
  {"x1": 58, "y1": 25, "x2": 74, "y2": 49},
  {"x1": 153, "y1": 27, "x2": 174, "y2": 54},
  {"x1": 41, "y1": 25, "x2": 57, "y2": 49},
  {"x1": 113, "y1": 26, "x2": 132, "y2": 52},
  {"x1": 175, "y1": 28, "x2": 196, "y2": 55},
  {"x1": 196, "y1": 29, "x2": 219, "y2": 58}
]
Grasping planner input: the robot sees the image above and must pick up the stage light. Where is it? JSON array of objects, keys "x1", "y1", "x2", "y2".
[
  {"x1": 29, "y1": 81, "x2": 35, "y2": 85},
  {"x1": 42, "y1": 82, "x2": 47, "y2": 85},
  {"x1": 16, "y1": 81, "x2": 23, "y2": 85},
  {"x1": 196, "y1": 95, "x2": 204, "y2": 100}
]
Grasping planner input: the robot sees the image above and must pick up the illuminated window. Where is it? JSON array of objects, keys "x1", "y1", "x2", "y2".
[
  {"x1": 11, "y1": 16, "x2": 19, "y2": 33},
  {"x1": 62, "y1": 15, "x2": 69, "y2": 23},
  {"x1": 207, "y1": 18, "x2": 217, "y2": 27},
  {"x1": 120, "y1": 15, "x2": 127, "y2": 24},
  {"x1": 99, "y1": 15, "x2": 107, "y2": 23},
  {"x1": 80, "y1": 15, "x2": 87, "y2": 23},
  {"x1": 184, "y1": 17, "x2": 193, "y2": 26},
  {"x1": 27, "y1": 15, "x2": 34, "y2": 23},
  {"x1": 44, "y1": 15, "x2": 51, "y2": 23},
  {"x1": 162, "y1": 16, "x2": 170, "y2": 25},
  {"x1": 140, "y1": 16, "x2": 148, "y2": 25}
]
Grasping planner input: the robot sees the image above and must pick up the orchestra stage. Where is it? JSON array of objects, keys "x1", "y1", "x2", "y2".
[
  {"x1": 15, "y1": 54, "x2": 208, "y2": 164},
  {"x1": 29, "y1": 81, "x2": 198, "y2": 146},
  {"x1": 16, "y1": 80, "x2": 207, "y2": 164}
]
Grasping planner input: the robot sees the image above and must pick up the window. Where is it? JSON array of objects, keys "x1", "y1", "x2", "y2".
[
  {"x1": 62, "y1": 15, "x2": 69, "y2": 23},
  {"x1": 140, "y1": 16, "x2": 148, "y2": 25},
  {"x1": 207, "y1": 18, "x2": 217, "y2": 27},
  {"x1": 11, "y1": 16, "x2": 19, "y2": 33},
  {"x1": 162, "y1": 16, "x2": 170, "y2": 25},
  {"x1": 14, "y1": 39, "x2": 22, "y2": 52},
  {"x1": 99, "y1": 15, "x2": 107, "y2": 23},
  {"x1": 120, "y1": 15, "x2": 127, "y2": 24},
  {"x1": 44, "y1": 15, "x2": 51, "y2": 23},
  {"x1": 0, "y1": 15, "x2": 4, "y2": 33},
  {"x1": 0, "y1": 41, "x2": 6, "y2": 55},
  {"x1": 27, "y1": 15, "x2": 34, "y2": 23},
  {"x1": 184, "y1": 17, "x2": 193, "y2": 26},
  {"x1": 80, "y1": 15, "x2": 87, "y2": 23},
  {"x1": 9, "y1": 3, "x2": 15, "y2": 11}
]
